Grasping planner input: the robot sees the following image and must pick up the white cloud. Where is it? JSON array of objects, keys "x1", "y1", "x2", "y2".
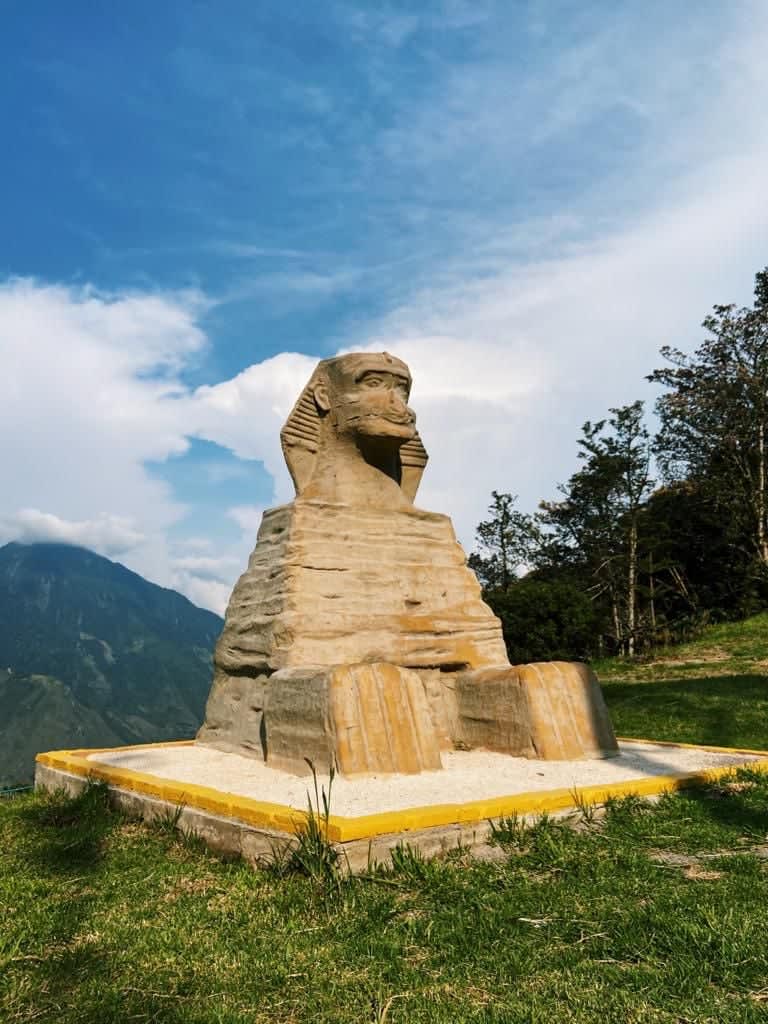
[
  {"x1": 171, "y1": 536, "x2": 213, "y2": 552},
  {"x1": 345, "y1": 147, "x2": 768, "y2": 547},
  {"x1": 191, "y1": 352, "x2": 318, "y2": 503},
  {"x1": 0, "y1": 277, "x2": 313, "y2": 612},
  {"x1": 0, "y1": 278, "x2": 200, "y2": 590},
  {"x1": 171, "y1": 572, "x2": 233, "y2": 617},
  {"x1": 170, "y1": 555, "x2": 240, "y2": 581},
  {"x1": 327, "y1": 1, "x2": 768, "y2": 547},
  {"x1": 0, "y1": 509, "x2": 145, "y2": 556},
  {"x1": 227, "y1": 504, "x2": 268, "y2": 534}
]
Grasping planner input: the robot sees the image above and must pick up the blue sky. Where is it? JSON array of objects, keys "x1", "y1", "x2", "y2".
[{"x1": 1, "y1": 1, "x2": 767, "y2": 611}]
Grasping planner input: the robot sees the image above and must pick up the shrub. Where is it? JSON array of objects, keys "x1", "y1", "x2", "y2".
[{"x1": 485, "y1": 578, "x2": 601, "y2": 663}]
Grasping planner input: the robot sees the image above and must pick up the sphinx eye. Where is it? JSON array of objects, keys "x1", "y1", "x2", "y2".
[{"x1": 364, "y1": 376, "x2": 383, "y2": 388}]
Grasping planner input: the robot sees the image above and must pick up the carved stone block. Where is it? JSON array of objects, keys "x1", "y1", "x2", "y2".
[
  {"x1": 456, "y1": 663, "x2": 618, "y2": 760},
  {"x1": 264, "y1": 662, "x2": 443, "y2": 777},
  {"x1": 455, "y1": 667, "x2": 536, "y2": 756},
  {"x1": 518, "y1": 661, "x2": 619, "y2": 760}
]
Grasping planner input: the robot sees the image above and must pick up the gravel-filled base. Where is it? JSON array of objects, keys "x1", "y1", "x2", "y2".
[{"x1": 87, "y1": 740, "x2": 761, "y2": 818}]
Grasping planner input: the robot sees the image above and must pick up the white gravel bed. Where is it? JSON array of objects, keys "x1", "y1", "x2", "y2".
[{"x1": 87, "y1": 741, "x2": 763, "y2": 818}]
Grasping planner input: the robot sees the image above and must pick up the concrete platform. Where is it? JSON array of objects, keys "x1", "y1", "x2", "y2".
[{"x1": 35, "y1": 739, "x2": 768, "y2": 872}]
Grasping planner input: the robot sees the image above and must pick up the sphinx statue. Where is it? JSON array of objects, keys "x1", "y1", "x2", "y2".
[{"x1": 197, "y1": 352, "x2": 617, "y2": 775}]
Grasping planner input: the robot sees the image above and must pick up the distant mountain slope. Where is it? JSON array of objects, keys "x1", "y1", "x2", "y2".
[{"x1": 0, "y1": 542, "x2": 223, "y2": 785}]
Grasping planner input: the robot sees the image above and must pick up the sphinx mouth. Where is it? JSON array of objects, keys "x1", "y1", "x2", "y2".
[
  {"x1": 371, "y1": 411, "x2": 415, "y2": 426},
  {"x1": 351, "y1": 412, "x2": 414, "y2": 427},
  {"x1": 348, "y1": 407, "x2": 417, "y2": 428}
]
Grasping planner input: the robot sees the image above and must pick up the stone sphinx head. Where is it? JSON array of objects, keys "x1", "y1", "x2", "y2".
[{"x1": 281, "y1": 352, "x2": 428, "y2": 505}]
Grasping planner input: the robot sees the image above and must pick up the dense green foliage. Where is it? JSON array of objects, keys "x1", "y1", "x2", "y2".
[
  {"x1": 485, "y1": 579, "x2": 599, "y2": 663},
  {"x1": 0, "y1": 542, "x2": 223, "y2": 786},
  {"x1": 475, "y1": 267, "x2": 768, "y2": 662},
  {"x1": 650, "y1": 272, "x2": 768, "y2": 571}
]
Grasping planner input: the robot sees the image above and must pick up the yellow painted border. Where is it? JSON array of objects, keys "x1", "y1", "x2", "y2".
[{"x1": 36, "y1": 736, "x2": 768, "y2": 844}]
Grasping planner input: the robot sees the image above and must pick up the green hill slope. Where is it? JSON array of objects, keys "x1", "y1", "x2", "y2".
[
  {"x1": 0, "y1": 542, "x2": 223, "y2": 785},
  {"x1": 594, "y1": 612, "x2": 768, "y2": 682},
  {"x1": 596, "y1": 613, "x2": 768, "y2": 750}
]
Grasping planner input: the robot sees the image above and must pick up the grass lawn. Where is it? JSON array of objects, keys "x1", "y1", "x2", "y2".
[
  {"x1": 2, "y1": 618, "x2": 768, "y2": 1024},
  {"x1": 597, "y1": 612, "x2": 768, "y2": 751}
]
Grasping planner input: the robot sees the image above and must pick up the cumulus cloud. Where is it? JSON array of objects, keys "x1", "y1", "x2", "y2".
[
  {"x1": 191, "y1": 352, "x2": 318, "y2": 504},
  {"x1": 0, "y1": 277, "x2": 313, "y2": 610},
  {"x1": 168, "y1": 553, "x2": 244, "y2": 615},
  {"x1": 169, "y1": 555, "x2": 241, "y2": 581},
  {"x1": 170, "y1": 573, "x2": 233, "y2": 617},
  {"x1": 227, "y1": 504, "x2": 269, "y2": 534},
  {"x1": 0, "y1": 509, "x2": 145, "y2": 556},
  {"x1": 0, "y1": 279, "x2": 200, "y2": 589}
]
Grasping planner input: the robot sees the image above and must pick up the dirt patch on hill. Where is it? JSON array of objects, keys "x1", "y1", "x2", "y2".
[{"x1": 648, "y1": 646, "x2": 730, "y2": 667}]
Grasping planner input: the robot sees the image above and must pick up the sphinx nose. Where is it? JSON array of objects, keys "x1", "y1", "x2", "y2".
[{"x1": 388, "y1": 392, "x2": 411, "y2": 418}]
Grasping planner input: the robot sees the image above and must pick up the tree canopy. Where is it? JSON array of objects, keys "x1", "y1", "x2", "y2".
[{"x1": 472, "y1": 265, "x2": 768, "y2": 662}]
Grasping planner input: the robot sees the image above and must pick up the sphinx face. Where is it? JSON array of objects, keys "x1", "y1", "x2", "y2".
[{"x1": 321, "y1": 356, "x2": 417, "y2": 444}]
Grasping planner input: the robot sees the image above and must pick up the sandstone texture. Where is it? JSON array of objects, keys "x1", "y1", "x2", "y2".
[
  {"x1": 197, "y1": 351, "x2": 618, "y2": 774},
  {"x1": 208, "y1": 500, "x2": 508, "y2": 676},
  {"x1": 455, "y1": 662, "x2": 617, "y2": 761},
  {"x1": 264, "y1": 663, "x2": 444, "y2": 777}
]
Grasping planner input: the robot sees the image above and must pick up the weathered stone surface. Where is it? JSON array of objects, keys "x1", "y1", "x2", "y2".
[
  {"x1": 262, "y1": 663, "x2": 442, "y2": 776},
  {"x1": 519, "y1": 662, "x2": 619, "y2": 759},
  {"x1": 210, "y1": 500, "x2": 508, "y2": 677},
  {"x1": 455, "y1": 667, "x2": 536, "y2": 757},
  {"x1": 329, "y1": 663, "x2": 442, "y2": 776},
  {"x1": 197, "y1": 671, "x2": 268, "y2": 757},
  {"x1": 197, "y1": 351, "x2": 618, "y2": 774},
  {"x1": 261, "y1": 667, "x2": 334, "y2": 775},
  {"x1": 456, "y1": 663, "x2": 618, "y2": 759}
]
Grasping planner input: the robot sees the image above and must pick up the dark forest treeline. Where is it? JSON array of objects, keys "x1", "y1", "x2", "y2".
[{"x1": 471, "y1": 266, "x2": 768, "y2": 662}]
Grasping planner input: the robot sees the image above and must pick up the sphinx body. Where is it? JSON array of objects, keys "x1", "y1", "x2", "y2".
[{"x1": 197, "y1": 352, "x2": 617, "y2": 775}]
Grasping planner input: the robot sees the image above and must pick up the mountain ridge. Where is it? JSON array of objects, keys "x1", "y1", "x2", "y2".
[{"x1": 0, "y1": 541, "x2": 223, "y2": 785}]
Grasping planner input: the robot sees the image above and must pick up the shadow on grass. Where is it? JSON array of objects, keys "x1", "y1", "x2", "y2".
[
  {"x1": 601, "y1": 768, "x2": 768, "y2": 845},
  {"x1": 682, "y1": 769, "x2": 768, "y2": 839},
  {"x1": 4, "y1": 785, "x2": 123, "y2": 1015},
  {"x1": 603, "y1": 673, "x2": 768, "y2": 751},
  {"x1": 19, "y1": 780, "x2": 124, "y2": 876}
]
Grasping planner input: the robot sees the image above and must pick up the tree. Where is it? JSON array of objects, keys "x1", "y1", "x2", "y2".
[
  {"x1": 488, "y1": 578, "x2": 601, "y2": 663},
  {"x1": 649, "y1": 267, "x2": 768, "y2": 574},
  {"x1": 641, "y1": 481, "x2": 765, "y2": 629},
  {"x1": 468, "y1": 491, "x2": 540, "y2": 592},
  {"x1": 539, "y1": 402, "x2": 653, "y2": 655}
]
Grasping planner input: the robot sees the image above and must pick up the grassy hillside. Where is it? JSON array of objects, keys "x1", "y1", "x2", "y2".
[
  {"x1": 597, "y1": 613, "x2": 768, "y2": 752},
  {"x1": 596, "y1": 612, "x2": 768, "y2": 683}
]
